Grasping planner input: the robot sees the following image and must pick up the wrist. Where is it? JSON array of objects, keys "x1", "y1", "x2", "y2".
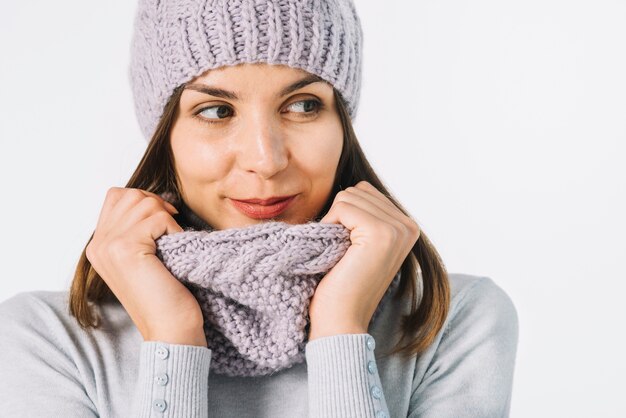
[
  {"x1": 144, "y1": 327, "x2": 208, "y2": 348},
  {"x1": 308, "y1": 324, "x2": 368, "y2": 341}
]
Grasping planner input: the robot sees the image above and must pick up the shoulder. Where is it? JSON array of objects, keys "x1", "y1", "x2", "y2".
[
  {"x1": 447, "y1": 273, "x2": 518, "y2": 317},
  {"x1": 445, "y1": 273, "x2": 519, "y2": 335},
  {"x1": 0, "y1": 291, "x2": 79, "y2": 382},
  {"x1": 0, "y1": 289, "x2": 132, "y2": 348},
  {"x1": 408, "y1": 274, "x2": 519, "y2": 416},
  {"x1": 427, "y1": 272, "x2": 520, "y2": 359},
  {"x1": 0, "y1": 290, "x2": 79, "y2": 355},
  {"x1": 0, "y1": 291, "x2": 112, "y2": 415},
  {"x1": 0, "y1": 290, "x2": 71, "y2": 326}
]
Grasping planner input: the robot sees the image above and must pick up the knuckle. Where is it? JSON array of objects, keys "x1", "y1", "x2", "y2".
[
  {"x1": 403, "y1": 224, "x2": 417, "y2": 242},
  {"x1": 409, "y1": 220, "x2": 421, "y2": 237},
  {"x1": 143, "y1": 196, "x2": 163, "y2": 210},
  {"x1": 127, "y1": 188, "x2": 145, "y2": 200},
  {"x1": 153, "y1": 210, "x2": 171, "y2": 222},
  {"x1": 330, "y1": 193, "x2": 342, "y2": 204},
  {"x1": 336, "y1": 190, "x2": 351, "y2": 200},
  {"x1": 85, "y1": 243, "x2": 95, "y2": 262},
  {"x1": 334, "y1": 200, "x2": 350, "y2": 210},
  {"x1": 106, "y1": 187, "x2": 121, "y2": 199}
]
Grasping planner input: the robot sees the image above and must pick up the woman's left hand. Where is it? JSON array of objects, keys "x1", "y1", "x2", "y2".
[{"x1": 308, "y1": 180, "x2": 421, "y2": 341}]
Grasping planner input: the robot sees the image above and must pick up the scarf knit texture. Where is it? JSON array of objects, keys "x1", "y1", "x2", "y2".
[{"x1": 154, "y1": 192, "x2": 401, "y2": 377}]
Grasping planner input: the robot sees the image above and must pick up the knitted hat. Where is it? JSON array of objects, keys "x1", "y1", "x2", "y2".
[{"x1": 128, "y1": 0, "x2": 364, "y2": 142}]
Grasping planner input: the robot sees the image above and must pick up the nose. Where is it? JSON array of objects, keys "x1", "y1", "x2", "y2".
[{"x1": 236, "y1": 111, "x2": 289, "y2": 179}]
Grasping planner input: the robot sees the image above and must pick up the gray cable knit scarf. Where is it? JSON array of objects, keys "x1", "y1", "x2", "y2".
[{"x1": 154, "y1": 193, "x2": 401, "y2": 377}]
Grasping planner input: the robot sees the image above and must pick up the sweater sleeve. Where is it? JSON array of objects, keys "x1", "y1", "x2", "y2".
[
  {"x1": 408, "y1": 276, "x2": 520, "y2": 417},
  {"x1": 305, "y1": 333, "x2": 391, "y2": 418},
  {"x1": 130, "y1": 341, "x2": 212, "y2": 417}
]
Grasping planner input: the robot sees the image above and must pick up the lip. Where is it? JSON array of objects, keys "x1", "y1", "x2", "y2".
[
  {"x1": 233, "y1": 195, "x2": 296, "y2": 205},
  {"x1": 230, "y1": 195, "x2": 297, "y2": 219}
]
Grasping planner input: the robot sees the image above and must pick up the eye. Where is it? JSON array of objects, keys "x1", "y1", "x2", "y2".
[
  {"x1": 194, "y1": 104, "x2": 234, "y2": 125},
  {"x1": 284, "y1": 99, "x2": 323, "y2": 117}
]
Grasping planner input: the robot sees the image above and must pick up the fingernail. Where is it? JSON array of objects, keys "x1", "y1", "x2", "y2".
[{"x1": 167, "y1": 203, "x2": 179, "y2": 213}]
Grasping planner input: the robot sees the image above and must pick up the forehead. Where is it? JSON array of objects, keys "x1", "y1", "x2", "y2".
[{"x1": 184, "y1": 63, "x2": 331, "y2": 100}]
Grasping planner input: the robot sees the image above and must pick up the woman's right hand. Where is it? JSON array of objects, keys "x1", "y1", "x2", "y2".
[{"x1": 86, "y1": 187, "x2": 208, "y2": 347}]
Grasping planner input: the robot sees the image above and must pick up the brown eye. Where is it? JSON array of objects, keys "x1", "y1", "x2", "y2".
[
  {"x1": 197, "y1": 105, "x2": 233, "y2": 122},
  {"x1": 285, "y1": 99, "x2": 322, "y2": 115}
]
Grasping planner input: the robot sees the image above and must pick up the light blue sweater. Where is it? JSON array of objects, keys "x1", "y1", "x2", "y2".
[{"x1": 0, "y1": 273, "x2": 518, "y2": 417}]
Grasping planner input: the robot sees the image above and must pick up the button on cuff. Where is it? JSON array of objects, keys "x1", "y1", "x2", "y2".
[
  {"x1": 367, "y1": 360, "x2": 377, "y2": 374},
  {"x1": 366, "y1": 335, "x2": 376, "y2": 351},
  {"x1": 155, "y1": 372, "x2": 169, "y2": 386},
  {"x1": 370, "y1": 384, "x2": 382, "y2": 399},
  {"x1": 152, "y1": 399, "x2": 167, "y2": 412},
  {"x1": 155, "y1": 346, "x2": 169, "y2": 360}
]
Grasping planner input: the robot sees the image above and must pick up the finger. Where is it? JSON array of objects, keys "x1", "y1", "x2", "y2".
[
  {"x1": 116, "y1": 189, "x2": 179, "y2": 218},
  {"x1": 319, "y1": 199, "x2": 404, "y2": 286},
  {"x1": 353, "y1": 182, "x2": 419, "y2": 233},
  {"x1": 96, "y1": 201, "x2": 183, "y2": 293},
  {"x1": 103, "y1": 189, "x2": 178, "y2": 233},
  {"x1": 320, "y1": 199, "x2": 382, "y2": 233},
  {"x1": 140, "y1": 190, "x2": 179, "y2": 213},
  {"x1": 100, "y1": 189, "x2": 151, "y2": 233},
  {"x1": 344, "y1": 185, "x2": 403, "y2": 222},
  {"x1": 131, "y1": 189, "x2": 179, "y2": 214},
  {"x1": 115, "y1": 194, "x2": 182, "y2": 235},
  {"x1": 95, "y1": 187, "x2": 126, "y2": 231},
  {"x1": 322, "y1": 185, "x2": 402, "y2": 227},
  {"x1": 115, "y1": 211, "x2": 184, "y2": 264},
  {"x1": 354, "y1": 181, "x2": 396, "y2": 208},
  {"x1": 141, "y1": 210, "x2": 186, "y2": 244},
  {"x1": 322, "y1": 188, "x2": 404, "y2": 232}
]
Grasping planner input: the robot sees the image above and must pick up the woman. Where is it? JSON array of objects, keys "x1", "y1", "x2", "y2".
[{"x1": 0, "y1": 0, "x2": 519, "y2": 417}]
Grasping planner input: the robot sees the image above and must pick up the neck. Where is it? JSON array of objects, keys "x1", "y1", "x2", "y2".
[{"x1": 173, "y1": 199, "x2": 215, "y2": 232}]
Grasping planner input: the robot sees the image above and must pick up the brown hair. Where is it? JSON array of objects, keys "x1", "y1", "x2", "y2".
[{"x1": 69, "y1": 82, "x2": 450, "y2": 359}]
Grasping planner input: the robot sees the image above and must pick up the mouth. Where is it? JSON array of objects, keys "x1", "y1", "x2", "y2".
[
  {"x1": 229, "y1": 195, "x2": 298, "y2": 219},
  {"x1": 233, "y1": 195, "x2": 296, "y2": 205}
]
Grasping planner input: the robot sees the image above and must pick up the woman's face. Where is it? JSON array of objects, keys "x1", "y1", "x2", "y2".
[{"x1": 169, "y1": 63, "x2": 343, "y2": 230}]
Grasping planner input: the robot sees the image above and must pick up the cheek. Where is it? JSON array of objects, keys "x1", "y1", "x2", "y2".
[
  {"x1": 171, "y1": 136, "x2": 230, "y2": 184},
  {"x1": 296, "y1": 126, "x2": 342, "y2": 172}
]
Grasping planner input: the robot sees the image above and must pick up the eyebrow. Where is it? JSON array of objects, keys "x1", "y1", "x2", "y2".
[{"x1": 183, "y1": 74, "x2": 326, "y2": 100}]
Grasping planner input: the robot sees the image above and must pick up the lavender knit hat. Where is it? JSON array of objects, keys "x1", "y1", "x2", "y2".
[{"x1": 129, "y1": 0, "x2": 364, "y2": 141}]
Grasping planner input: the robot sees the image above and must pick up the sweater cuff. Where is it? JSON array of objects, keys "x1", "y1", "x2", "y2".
[
  {"x1": 305, "y1": 333, "x2": 390, "y2": 418},
  {"x1": 131, "y1": 341, "x2": 212, "y2": 417}
]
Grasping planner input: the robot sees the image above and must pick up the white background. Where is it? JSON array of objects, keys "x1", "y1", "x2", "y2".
[{"x1": 1, "y1": 1, "x2": 624, "y2": 416}]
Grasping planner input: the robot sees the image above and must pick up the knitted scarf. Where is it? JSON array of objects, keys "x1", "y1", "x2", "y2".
[{"x1": 154, "y1": 193, "x2": 401, "y2": 377}]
